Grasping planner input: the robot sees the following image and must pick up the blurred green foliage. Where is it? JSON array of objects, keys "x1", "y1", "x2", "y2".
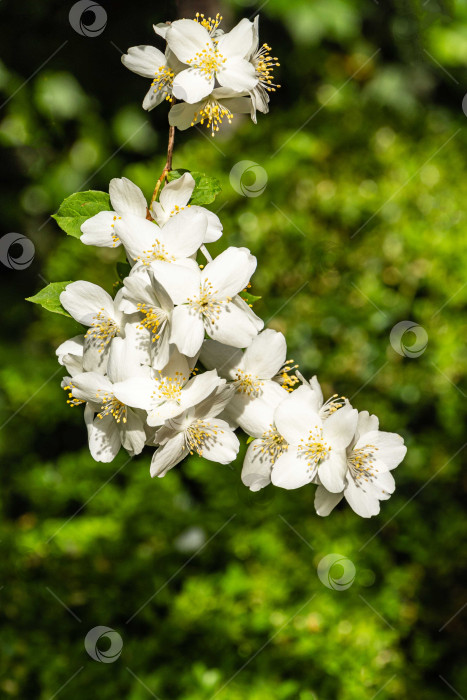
[{"x1": 1, "y1": 0, "x2": 466, "y2": 698}]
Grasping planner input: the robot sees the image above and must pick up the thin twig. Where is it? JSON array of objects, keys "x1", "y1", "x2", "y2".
[{"x1": 148, "y1": 109, "x2": 177, "y2": 217}]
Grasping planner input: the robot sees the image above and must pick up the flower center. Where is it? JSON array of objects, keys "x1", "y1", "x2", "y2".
[
  {"x1": 187, "y1": 280, "x2": 230, "y2": 323},
  {"x1": 97, "y1": 394, "x2": 127, "y2": 423},
  {"x1": 348, "y1": 445, "x2": 379, "y2": 483},
  {"x1": 299, "y1": 427, "x2": 331, "y2": 470},
  {"x1": 256, "y1": 426, "x2": 288, "y2": 464},
  {"x1": 136, "y1": 303, "x2": 166, "y2": 341},
  {"x1": 321, "y1": 394, "x2": 347, "y2": 417},
  {"x1": 154, "y1": 371, "x2": 186, "y2": 402},
  {"x1": 151, "y1": 66, "x2": 175, "y2": 101},
  {"x1": 254, "y1": 43, "x2": 281, "y2": 92},
  {"x1": 185, "y1": 419, "x2": 219, "y2": 456},
  {"x1": 276, "y1": 359, "x2": 299, "y2": 393},
  {"x1": 191, "y1": 98, "x2": 234, "y2": 136},
  {"x1": 63, "y1": 383, "x2": 84, "y2": 407},
  {"x1": 186, "y1": 43, "x2": 226, "y2": 79},
  {"x1": 136, "y1": 240, "x2": 175, "y2": 265},
  {"x1": 85, "y1": 309, "x2": 119, "y2": 352},
  {"x1": 110, "y1": 214, "x2": 121, "y2": 247},
  {"x1": 194, "y1": 12, "x2": 223, "y2": 35},
  {"x1": 234, "y1": 369, "x2": 263, "y2": 397}
]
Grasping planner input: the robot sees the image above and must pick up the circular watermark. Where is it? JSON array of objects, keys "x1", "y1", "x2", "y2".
[
  {"x1": 390, "y1": 321, "x2": 428, "y2": 358},
  {"x1": 0, "y1": 233, "x2": 35, "y2": 270},
  {"x1": 317, "y1": 554, "x2": 356, "y2": 591},
  {"x1": 69, "y1": 0, "x2": 107, "y2": 37},
  {"x1": 229, "y1": 160, "x2": 268, "y2": 197},
  {"x1": 84, "y1": 626, "x2": 123, "y2": 663}
]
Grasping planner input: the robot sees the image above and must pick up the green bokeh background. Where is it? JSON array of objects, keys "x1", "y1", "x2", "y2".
[{"x1": 1, "y1": 0, "x2": 466, "y2": 697}]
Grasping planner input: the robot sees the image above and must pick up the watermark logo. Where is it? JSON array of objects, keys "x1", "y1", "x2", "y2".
[
  {"x1": 317, "y1": 554, "x2": 356, "y2": 591},
  {"x1": 69, "y1": 0, "x2": 107, "y2": 37},
  {"x1": 84, "y1": 626, "x2": 123, "y2": 663},
  {"x1": 390, "y1": 321, "x2": 428, "y2": 358},
  {"x1": 229, "y1": 160, "x2": 268, "y2": 197},
  {"x1": 0, "y1": 233, "x2": 35, "y2": 270}
]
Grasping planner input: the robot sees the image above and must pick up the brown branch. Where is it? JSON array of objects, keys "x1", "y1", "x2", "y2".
[{"x1": 147, "y1": 108, "x2": 177, "y2": 218}]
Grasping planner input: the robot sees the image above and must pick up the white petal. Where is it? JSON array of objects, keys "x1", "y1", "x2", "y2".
[
  {"x1": 242, "y1": 329, "x2": 287, "y2": 379},
  {"x1": 120, "y1": 408, "x2": 146, "y2": 456},
  {"x1": 60, "y1": 281, "x2": 115, "y2": 326},
  {"x1": 158, "y1": 172, "x2": 195, "y2": 214},
  {"x1": 314, "y1": 485, "x2": 343, "y2": 517},
  {"x1": 172, "y1": 68, "x2": 214, "y2": 104},
  {"x1": 109, "y1": 177, "x2": 147, "y2": 218},
  {"x1": 170, "y1": 305, "x2": 205, "y2": 356},
  {"x1": 121, "y1": 45, "x2": 166, "y2": 78},
  {"x1": 142, "y1": 86, "x2": 167, "y2": 111},
  {"x1": 150, "y1": 261, "x2": 200, "y2": 305},
  {"x1": 196, "y1": 419, "x2": 239, "y2": 464},
  {"x1": 193, "y1": 384, "x2": 233, "y2": 421},
  {"x1": 56, "y1": 335, "x2": 84, "y2": 362},
  {"x1": 69, "y1": 371, "x2": 111, "y2": 403},
  {"x1": 107, "y1": 333, "x2": 146, "y2": 384},
  {"x1": 153, "y1": 23, "x2": 169, "y2": 39},
  {"x1": 344, "y1": 479, "x2": 381, "y2": 518},
  {"x1": 166, "y1": 20, "x2": 213, "y2": 63},
  {"x1": 179, "y1": 370, "x2": 224, "y2": 412},
  {"x1": 217, "y1": 18, "x2": 254, "y2": 59},
  {"x1": 274, "y1": 394, "x2": 320, "y2": 445},
  {"x1": 232, "y1": 294, "x2": 263, "y2": 332},
  {"x1": 159, "y1": 208, "x2": 207, "y2": 258},
  {"x1": 206, "y1": 301, "x2": 259, "y2": 348},
  {"x1": 190, "y1": 206, "x2": 222, "y2": 243},
  {"x1": 222, "y1": 96, "x2": 253, "y2": 115},
  {"x1": 89, "y1": 414, "x2": 121, "y2": 463},
  {"x1": 357, "y1": 430, "x2": 407, "y2": 470},
  {"x1": 217, "y1": 58, "x2": 257, "y2": 92},
  {"x1": 112, "y1": 377, "x2": 154, "y2": 410},
  {"x1": 80, "y1": 210, "x2": 121, "y2": 247},
  {"x1": 356, "y1": 410, "x2": 379, "y2": 437},
  {"x1": 114, "y1": 215, "x2": 159, "y2": 261},
  {"x1": 271, "y1": 449, "x2": 312, "y2": 489},
  {"x1": 168, "y1": 101, "x2": 199, "y2": 130},
  {"x1": 199, "y1": 339, "x2": 242, "y2": 379},
  {"x1": 241, "y1": 440, "x2": 274, "y2": 491},
  {"x1": 203, "y1": 246, "x2": 257, "y2": 299},
  {"x1": 318, "y1": 450, "x2": 348, "y2": 493},
  {"x1": 150, "y1": 432, "x2": 187, "y2": 477},
  {"x1": 233, "y1": 382, "x2": 288, "y2": 436},
  {"x1": 323, "y1": 405, "x2": 358, "y2": 450}
]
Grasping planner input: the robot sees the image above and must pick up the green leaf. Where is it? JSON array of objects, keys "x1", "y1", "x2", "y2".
[
  {"x1": 240, "y1": 291, "x2": 262, "y2": 307},
  {"x1": 167, "y1": 169, "x2": 221, "y2": 206},
  {"x1": 26, "y1": 281, "x2": 73, "y2": 317},
  {"x1": 116, "y1": 261, "x2": 131, "y2": 281},
  {"x1": 52, "y1": 190, "x2": 111, "y2": 238}
]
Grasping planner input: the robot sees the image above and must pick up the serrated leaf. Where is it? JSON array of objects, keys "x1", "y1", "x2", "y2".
[
  {"x1": 240, "y1": 291, "x2": 262, "y2": 307},
  {"x1": 167, "y1": 169, "x2": 221, "y2": 206},
  {"x1": 26, "y1": 281, "x2": 73, "y2": 317},
  {"x1": 52, "y1": 190, "x2": 111, "y2": 238}
]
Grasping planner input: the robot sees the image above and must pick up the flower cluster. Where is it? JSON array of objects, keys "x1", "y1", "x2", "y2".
[
  {"x1": 57, "y1": 172, "x2": 406, "y2": 518},
  {"x1": 121, "y1": 13, "x2": 280, "y2": 134}
]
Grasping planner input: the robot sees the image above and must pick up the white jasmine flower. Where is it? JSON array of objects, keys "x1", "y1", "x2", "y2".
[
  {"x1": 80, "y1": 177, "x2": 148, "y2": 249},
  {"x1": 65, "y1": 333, "x2": 147, "y2": 462},
  {"x1": 60, "y1": 282, "x2": 126, "y2": 372},
  {"x1": 114, "y1": 352, "x2": 226, "y2": 428},
  {"x1": 150, "y1": 383, "x2": 238, "y2": 477},
  {"x1": 314, "y1": 411, "x2": 407, "y2": 518},
  {"x1": 271, "y1": 389, "x2": 358, "y2": 493},
  {"x1": 166, "y1": 18, "x2": 257, "y2": 104},
  {"x1": 200, "y1": 329, "x2": 290, "y2": 434},
  {"x1": 113, "y1": 207, "x2": 207, "y2": 267},
  {"x1": 119, "y1": 268, "x2": 174, "y2": 370},
  {"x1": 246, "y1": 16, "x2": 280, "y2": 123},
  {"x1": 295, "y1": 373, "x2": 350, "y2": 419},
  {"x1": 169, "y1": 87, "x2": 251, "y2": 136},
  {"x1": 151, "y1": 172, "x2": 222, "y2": 242},
  {"x1": 149, "y1": 247, "x2": 263, "y2": 357},
  {"x1": 240, "y1": 388, "x2": 289, "y2": 492},
  {"x1": 121, "y1": 44, "x2": 185, "y2": 111}
]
